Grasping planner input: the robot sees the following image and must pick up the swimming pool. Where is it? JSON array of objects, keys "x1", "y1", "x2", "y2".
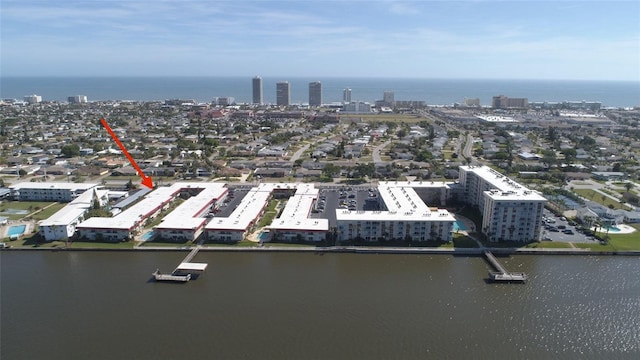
[
  {"x1": 141, "y1": 231, "x2": 155, "y2": 241},
  {"x1": 7, "y1": 225, "x2": 26, "y2": 237},
  {"x1": 606, "y1": 226, "x2": 621, "y2": 233},
  {"x1": 453, "y1": 221, "x2": 467, "y2": 232},
  {"x1": 258, "y1": 231, "x2": 271, "y2": 242}
]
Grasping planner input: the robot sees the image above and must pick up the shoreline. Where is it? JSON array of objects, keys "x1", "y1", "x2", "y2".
[{"x1": 4, "y1": 245, "x2": 640, "y2": 256}]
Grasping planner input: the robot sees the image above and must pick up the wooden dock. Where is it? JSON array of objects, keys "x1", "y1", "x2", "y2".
[
  {"x1": 152, "y1": 245, "x2": 207, "y2": 283},
  {"x1": 152, "y1": 269, "x2": 191, "y2": 282},
  {"x1": 484, "y1": 251, "x2": 527, "y2": 283}
]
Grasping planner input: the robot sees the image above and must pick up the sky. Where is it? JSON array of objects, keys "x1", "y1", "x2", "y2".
[{"x1": 1, "y1": 0, "x2": 639, "y2": 80}]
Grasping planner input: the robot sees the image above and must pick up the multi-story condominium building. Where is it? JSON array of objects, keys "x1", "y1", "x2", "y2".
[
  {"x1": 276, "y1": 81, "x2": 290, "y2": 106},
  {"x1": 206, "y1": 183, "x2": 327, "y2": 242},
  {"x1": 309, "y1": 81, "x2": 322, "y2": 107},
  {"x1": 342, "y1": 101, "x2": 372, "y2": 113},
  {"x1": 68, "y1": 95, "x2": 88, "y2": 104},
  {"x1": 336, "y1": 182, "x2": 455, "y2": 242},
  {"x1": 458, "y1": 166, "x2": 546, "y2": 242},
  {"x1": 383, "y1": 91, "x2": 395, "y2": 107},
  {"x1": 213, "y1": 97, "x2": 235, "y2": 106},
  {"x1": 9, "y1": 182, "x2": 98, "y2": 202},
  {"x1": 343, "y1": 88, "x2": 352, "y2": 103},
  {"x1": 23, "y1": 94, "x2": 42, "y2": 104},
  {"x1": 252, "y1": 76, "x2": 263, "y2": 105},
  {"x1": 39, "y1": 188, "x2": 109, "y2": 241},
  {"x1": 77, "y1": 183, "x2": 228, "y2": 242},
  {"x1": 492, "y1": 95, "x2": 528, "y2": 109},
  {"x1": 464, "y1": 98, "x2": 480, "y2": 107}
]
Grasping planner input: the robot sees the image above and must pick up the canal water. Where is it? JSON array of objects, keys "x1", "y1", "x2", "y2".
[{"x1": 1, "y1": 251, "x2": 639, "y2": 359}]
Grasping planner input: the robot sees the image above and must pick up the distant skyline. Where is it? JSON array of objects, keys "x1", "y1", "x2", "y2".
[{"x1": 1, "y1": 1, "x2": 639, "y2": 81}]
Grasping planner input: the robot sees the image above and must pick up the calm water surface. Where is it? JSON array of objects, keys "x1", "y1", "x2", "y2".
[{"x1": 1, "y1": 252, "x2": 639, "y2": 359}]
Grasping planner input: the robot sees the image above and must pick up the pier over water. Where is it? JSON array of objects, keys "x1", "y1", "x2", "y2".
[
  {"x1": 152, "y1": 245, "x2": 208, "y2": 282},
  {"x1": 484, "y1": 251, "x2": 528, "y2": 283}
]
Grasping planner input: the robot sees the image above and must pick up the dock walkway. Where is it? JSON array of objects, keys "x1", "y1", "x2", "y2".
[
  {"x1": 484, "y1": 250, "x2": 527, "y2": 283},
  {"x1": 152, "y1": 245, "x2": 207, "y2": 283}
]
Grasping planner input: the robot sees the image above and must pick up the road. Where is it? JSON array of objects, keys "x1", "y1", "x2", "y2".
[
  {"x1": 462, "y1": 133, "x2": 475, "y2": 161},
  {"x1": 372, "y1": 140, "x2": 391, "y2": 166},
  {"x1": 289, "y1": 143, "x2": 310, "y2": 163}
]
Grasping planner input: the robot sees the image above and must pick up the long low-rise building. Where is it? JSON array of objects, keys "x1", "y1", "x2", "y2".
[
  {"x1": 336, "y1": 182, "x2": 455, "y2": 242},
  {"x1": 154, "y1": 183, "x2": 227, "y2": 241},
  {"x1": 39, "y1": 188, "x2": 109, "y2": 241},
  {"x1": 77, "y1": 183, "x2": 227, "y2": 241},
  {"x1": 267, "y1": 184, "x2": 328, "y2": 242},
  {"x1": 9, "y1": 182, "x2": 98, "y2": 202},
  {"x1": 203, "y1": 183, "x2": 330, "y2": 243},
  {"x1": 204, "y1": 184, "x2": 272, "y2": 242}
]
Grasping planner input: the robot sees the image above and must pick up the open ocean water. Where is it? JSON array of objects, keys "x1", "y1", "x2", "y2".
[{"x1": 1, "y1": 76, "x2": 639, "y2": 107}]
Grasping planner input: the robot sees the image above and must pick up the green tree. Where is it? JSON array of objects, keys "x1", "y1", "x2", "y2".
[
  {"x1": 322, "y1": 163, "x2": 340, "y2": 178},
  {"x1": 61, "y1": 144, "x2": 80, "y2": 157},
  {"x1": 624, "y1": 182, "x2": 633, "y2": 193},
  {"x1": 561, "y1": 148, "x2": 577, "y2": 163}
]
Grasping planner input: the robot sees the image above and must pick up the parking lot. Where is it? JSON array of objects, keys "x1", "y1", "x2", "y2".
[
  {"x1": 541, "y1": 209, "x2": 597, "y2": 243},
  {"x1": 310, "y1": 187, "x2": 380, "y2": 228}
]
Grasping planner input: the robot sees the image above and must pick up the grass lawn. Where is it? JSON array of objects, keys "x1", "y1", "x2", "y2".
[
  {"x1": 524, "y1": 241, "x2": 573, "y2": 249},
  {"x1": 574, "y1": 225, "x2": 640, "y2": 251},
  {"x1": 0, "y1": 201, "x2": 59, "y2": 220},
  {"x1": 11, "y1": 233, "x2": 135, "y2": 249},
  {"x1": 31, "y1": 203, "x2": 67, "y2": 220},
  {"x1": 140, "y1": 241, "x2": 193, "y2": 248},
  {"x1": 68, "y1": 241, "x2": 136, "y2": 249},
  {"x1": 573, "y1": 189, "x2": 627, "y2": 209},
  {"x1": 258, "y1": 211, "x2": 277, "y2": 228},
  {"x1": 203, "y1": 240, "x2": 262, "y2": 247},
  {"x1": 448, "y1": 234, "x2": 480, "y2": 248},
  {"x1": 266, "y1": 199, "x2": 279, "y2": 212},
  {"x1": 265, "y1": 242, "x2": 315, "y2": 248}
]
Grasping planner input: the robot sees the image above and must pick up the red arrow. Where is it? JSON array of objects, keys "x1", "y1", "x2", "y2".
[{"x1": 100, "y1": 118, "x2": 153, "y2": 189}]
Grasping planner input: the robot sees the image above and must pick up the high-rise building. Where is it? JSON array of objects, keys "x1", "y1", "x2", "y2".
[
  {"x1": 276, "y1": 81, "x2": 290, "y2": 106},
  {"x1": 343, "y1": 88, "x2": 352, "y2": 103},
  {"x1": 492, "y1": 95, "x2": 528, "y2": 109},
  {"x1": 342, "y1": 101, "x2": 372, "y2": 113},
  {"x1": 23, "y1": 94, "x2": 42, "y2": 104},
  {"x1": 68, "y1": 95, "x2": 88, "y2": 104},
  {"x1": 458, "y1": 165, "x2": 546, "y2": 242},
  {"x1": 309, "y1": 81, "x2": 322, "y2": 107},
  {"x1": 252, "y1": 76, "x2": 263, "y2": 105},
  {"x1": 383, "y1": 91, "x2": 395, "y2": 107}
]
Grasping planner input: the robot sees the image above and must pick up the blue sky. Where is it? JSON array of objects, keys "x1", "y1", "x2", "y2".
[{"x1": 1, "y1": 0, "x2": 639, "y2": 80}]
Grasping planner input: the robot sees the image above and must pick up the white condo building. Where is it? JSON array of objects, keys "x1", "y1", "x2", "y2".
[
  {"x1": 77, "y1": 182, "x2": 227, "y2": 242},
  {"x1": 459, "y1": 166, "x2": 547, "y2": 242},
  {"x1": 9, "y1": 182, "x2": 99, "y2": 202},
  {"x1": 23, "y1": 94, "x2": 42, "y2": 104},
  {"x1": 336, "y1": 182, "x2": 455, "y2": 242},
  {"x1": 68, "y1": 95, "x2": 88, "y2": 104},
  {"x1": 342, "y1": 101, "x2": 372, "y2": 114},
  {"x1": 206, "y1": 183, "x2": 328, "y2": 242},
  {"x1": 39, "y1": 188, "x2": 109, "y2": 241}
]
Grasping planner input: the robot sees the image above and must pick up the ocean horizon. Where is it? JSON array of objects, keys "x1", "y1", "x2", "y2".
[{"x1": 2, "y1": 76, "x2": 639, "y2": 108}]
